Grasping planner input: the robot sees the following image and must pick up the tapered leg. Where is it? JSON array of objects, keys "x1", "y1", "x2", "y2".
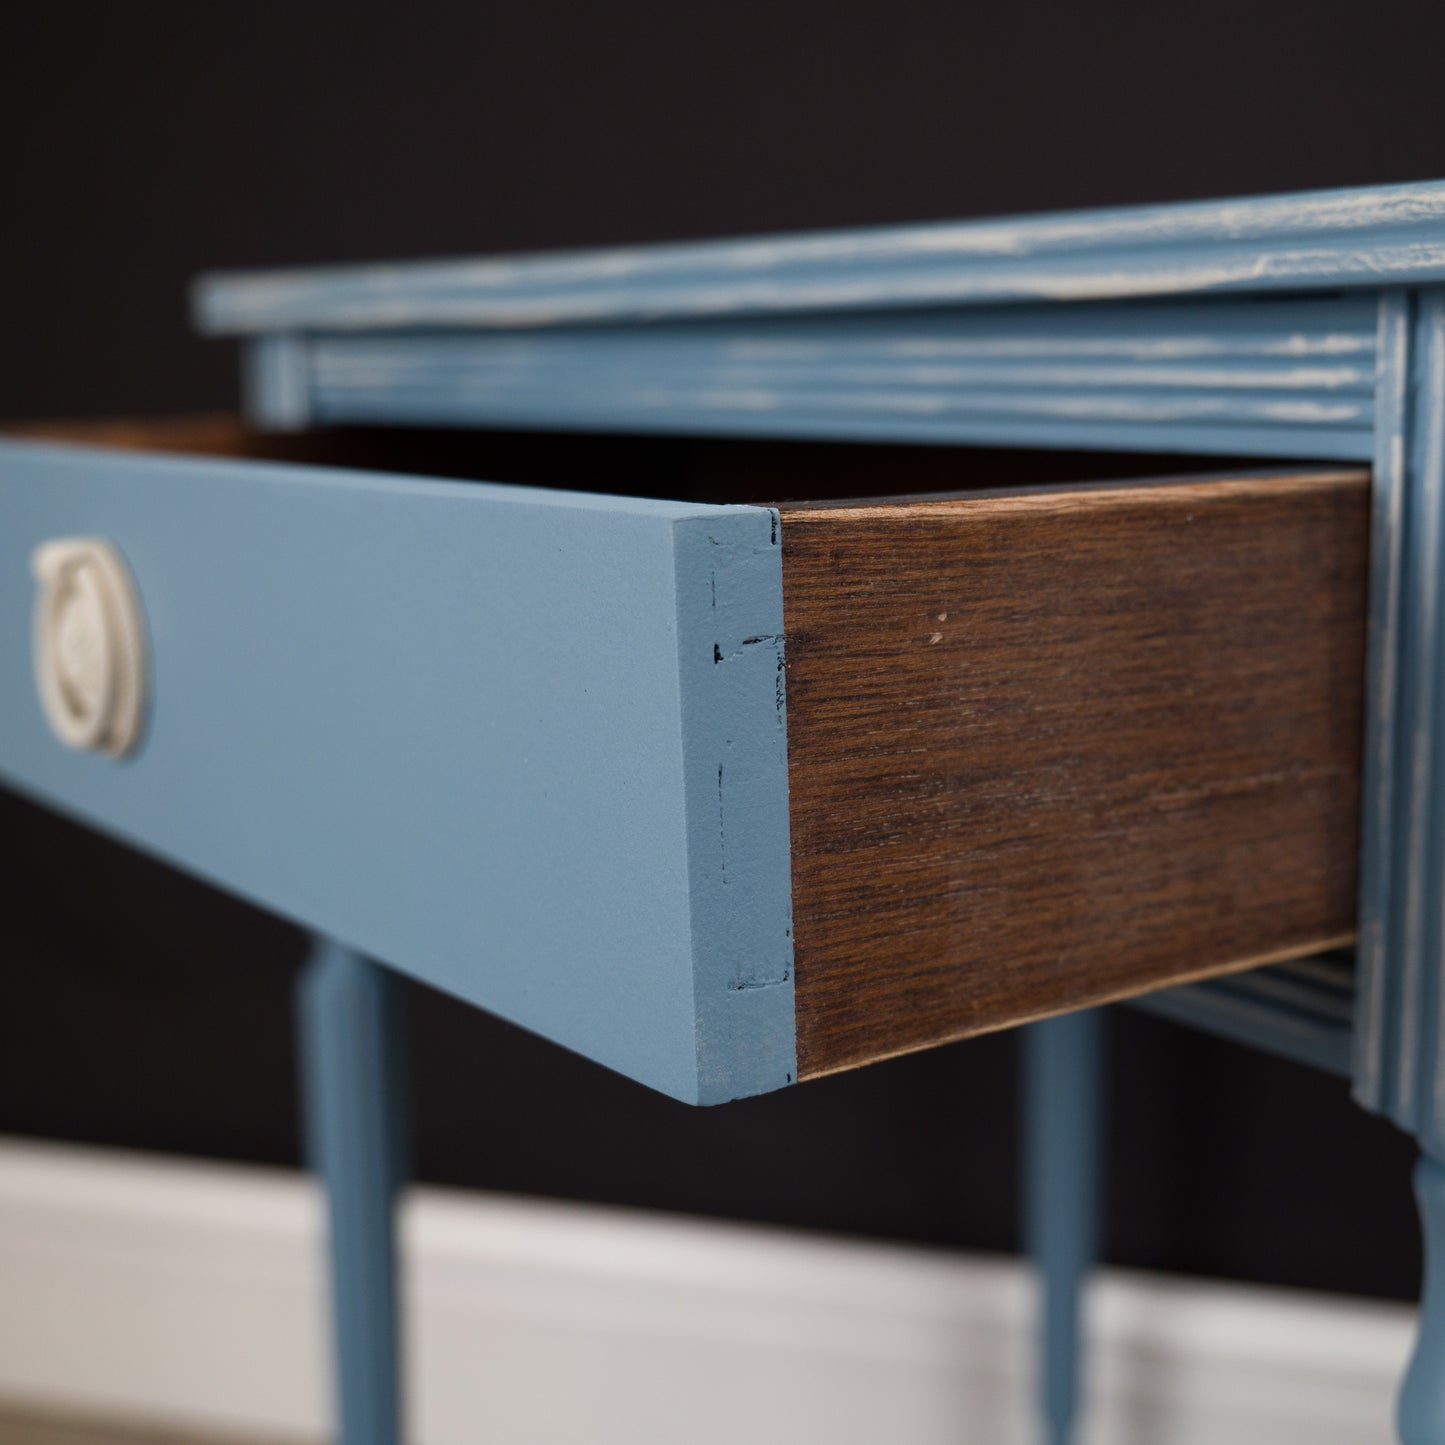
[
  {"x1": 297, "y1": 937, "x2": 408, "y2": 1445},
  {"x1": 1023, "y1": 1009, "x2": 1103, "y2": 1445},
  {"x1": 1400, "y1": 1154, "x2": 1445, "y2": 1443}
]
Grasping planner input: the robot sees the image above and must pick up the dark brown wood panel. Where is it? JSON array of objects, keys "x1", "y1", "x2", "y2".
[{"x1": 779, "y1": 470, "x2": 1370, "y2": 1079}]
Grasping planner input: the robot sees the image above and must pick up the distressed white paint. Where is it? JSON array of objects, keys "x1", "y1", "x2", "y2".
[
  {"x1": 270, "y1": 295, "x2": 1380, "y2": 458},
  {"x1": 194, "y1": 180, "x2": 1445, "y2": 333}
]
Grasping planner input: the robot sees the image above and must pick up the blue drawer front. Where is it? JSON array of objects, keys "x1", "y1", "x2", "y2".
[{"x1": 0, "y1": 441, "x2": 795, "y2": 1104}]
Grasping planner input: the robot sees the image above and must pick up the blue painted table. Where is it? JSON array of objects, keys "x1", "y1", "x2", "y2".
[{"x1": 5, "y1": 179, "x2": 1445, "y2": 1443}]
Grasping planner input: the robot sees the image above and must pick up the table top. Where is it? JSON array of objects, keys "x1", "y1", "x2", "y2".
[{"x1": 195, "y1": 178, "x2": 1445, "y2": 334}]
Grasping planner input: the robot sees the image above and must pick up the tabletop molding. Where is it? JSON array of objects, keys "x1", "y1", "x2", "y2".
[
  {"x1": 195, "y1": 180, "x2": 1445, "y2": 334},
  {"x1": 281, "y1": 294, "x2": 1381, "y2": 459}
]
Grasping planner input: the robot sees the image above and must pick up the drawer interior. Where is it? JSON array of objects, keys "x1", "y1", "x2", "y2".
[{"x1": 5, "y1": 412, "x2": 1269, "y2": 506}]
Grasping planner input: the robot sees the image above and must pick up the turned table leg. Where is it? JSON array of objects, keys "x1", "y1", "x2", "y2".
[
  {"x1": 297, "y1": 937, "x2": 409, "y2": 1445},
  {"x1": 1023, "y1": 1009, "x2": 1103, "y2": 1445},
  {"x1": 1400, "y1": 1154, "x2": 1445, "y2": 1443}
]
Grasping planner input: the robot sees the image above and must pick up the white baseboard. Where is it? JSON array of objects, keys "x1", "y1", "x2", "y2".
[{"x1": 0, "y1": 1136, "x2": 1415, "y2": 1445}]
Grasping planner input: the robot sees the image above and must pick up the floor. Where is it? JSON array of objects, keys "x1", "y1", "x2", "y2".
[{"x1": 0, "y1": 1410, "x2": 295, "y2": 1445}]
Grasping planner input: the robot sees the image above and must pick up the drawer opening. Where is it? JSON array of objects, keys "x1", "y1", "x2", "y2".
[{"x1": 4, "y1": 412, "x2": 1286, "y2": 508}]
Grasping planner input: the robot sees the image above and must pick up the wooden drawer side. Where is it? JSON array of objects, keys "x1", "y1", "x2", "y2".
[{"x1": 779, "y1": 471, "x2": 1370, "y2": 1079}]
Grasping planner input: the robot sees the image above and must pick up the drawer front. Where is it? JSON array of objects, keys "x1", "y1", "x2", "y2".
[{"x1": 0, "y1": 440, "x2": 794, "y2": 1105}]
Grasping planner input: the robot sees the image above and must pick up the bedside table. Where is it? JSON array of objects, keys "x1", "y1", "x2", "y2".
[{"x1": 3, "y1": 179, "x2": 1440, "y2": 1443}]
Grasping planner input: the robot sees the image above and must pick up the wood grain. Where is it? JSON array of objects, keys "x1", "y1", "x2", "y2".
[{"x1": 779, "y1": 470, "x2": 1370, "y2": 1079}]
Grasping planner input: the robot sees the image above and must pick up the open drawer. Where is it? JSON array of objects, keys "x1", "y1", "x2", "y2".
[{"x1": 0, "y1": 421, "x2": 1368, "y2": 1102}]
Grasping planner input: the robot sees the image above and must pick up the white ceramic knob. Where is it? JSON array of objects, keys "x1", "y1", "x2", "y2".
[{"x1": 32, "y1": 538, "x2": 147, "y2": 756}]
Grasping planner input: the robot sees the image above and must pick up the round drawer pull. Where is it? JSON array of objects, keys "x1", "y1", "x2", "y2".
[{"x1": 32, "y1": 538, "x2": 147, "y2": 756}]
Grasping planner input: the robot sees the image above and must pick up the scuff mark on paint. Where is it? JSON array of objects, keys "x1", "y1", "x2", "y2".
[
  {"x1": 712, "y1": 633, "x2": 783, "y2": 664},
  {"x1": 717, "y1": 764, "x2": 727, "y2": 883}
]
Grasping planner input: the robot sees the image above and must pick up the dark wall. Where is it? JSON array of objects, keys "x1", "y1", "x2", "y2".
[{"x1": 0, "y1": 1, "x2": 1436, "y2": 1302}]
